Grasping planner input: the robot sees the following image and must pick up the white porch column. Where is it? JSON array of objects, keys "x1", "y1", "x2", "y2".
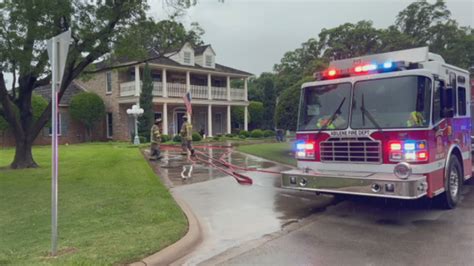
[
  {"x1": 208, "y1": 104, "x2": 213, "y2": 137},
  {"x1": 162, "y1": 103, "x2": 168, "y2": 135},
  {"x1": 162, "y1": 68, "x2": 167, "y2": 98},
  {"x1": 186, "y1": 71, "x2": 191, "y2": 92},
  {"x1": 244, "y1": 78, "x2": 248, "y2": 101},
  {"x1": 226, "y1": 76, "x2": 231, "y2": 101},
  {"x1": 227, "y1": 105, "x2": 231, "y2": 134},
  {"x1": 207, "y1": 74, "x2": 212, "y2": 100},
  {"x1": 134, "y1": 65, "x2": 140, "y2": 98},
  {"x1": 244, "y1": 105, "x2": 248, "y2": 131}
]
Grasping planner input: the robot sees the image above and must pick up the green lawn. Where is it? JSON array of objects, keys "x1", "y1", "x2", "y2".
[
  {"x1": 0, "y1": 143, "x2": 187, "y2": 265},
  {"x1": 237, "y1": 142, "x2": 297, "y2": 166}
]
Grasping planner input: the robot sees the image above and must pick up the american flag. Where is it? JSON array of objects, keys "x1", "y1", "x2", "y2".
[{"x1": 183, "y1": 91, "x2": 192, "y2": 115}]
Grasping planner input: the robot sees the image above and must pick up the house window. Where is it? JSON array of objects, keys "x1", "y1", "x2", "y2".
[
  {"x1": 49, "y1": 113, "x2": 62, "y2": 136},
  {"x1": 106, "y1": 113, "x2": 113, "y2": 138},
  {"x1": 106, "y1": 71, "x2": 112, "y2": 94},
  {"x1": 183, "y1": 51, "x2": 191, "y2": 64},
  {"x1": 205, "y1": 55, "x2": 213, "y2": 67},
  {"x1": 154, "y1": 112, "x2": 162, "y2": 120}
]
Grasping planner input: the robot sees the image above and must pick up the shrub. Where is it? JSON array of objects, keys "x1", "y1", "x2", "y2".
[
  {"x1": 161, "y1": 134, "x2": 170, "y2": 142},
  {"x1": 213, "y1": 135, "x2": 221, "y2": 141},
  {"x1": 239, "y1": 134, "x2": 246, "y2": 139},
  {"x1": 139, "y1": 136, "x2": 147, "y2": 143},
  {"x1": 192, "y1": 132, "x2": 202, "y2": 141},
  {"x1": 239, "y1": 130, "x2": 250, "y2": 137},
  {"x1": 263, "y1": 129, "x2": 275, "y2": 137},
  {"x1": 70, "y1": 92, "x2": 105, "y2": 141},
  {"x1": 173, "y1": 135, "x2": 182, "y2": 142},
  {"x1": 250, "y1": 129, "x2": 264, "y2": 138},
  {"x1": 225, "y1": 133, "x2": 235, "y2": 138}
]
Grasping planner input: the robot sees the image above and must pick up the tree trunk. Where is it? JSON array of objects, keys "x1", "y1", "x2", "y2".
[{"x1": 11, "y1": 136, "x2": 38, "y2": 169}]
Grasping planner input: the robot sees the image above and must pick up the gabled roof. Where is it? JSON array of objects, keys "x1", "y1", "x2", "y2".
[
  {"x1": 95, "y1": 49, "x2": 253, "y2": 77},
  {"x1": 35, "y1": 82, "x2": 86, "y2": 106},
  {"x1": 195, "y1": 44, "x2": 211, "y2": 55}
]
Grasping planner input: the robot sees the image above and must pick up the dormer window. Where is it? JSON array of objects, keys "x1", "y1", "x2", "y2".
[
  {"x1": 183, "y1": 51, "x2": 191, "y2": 64},
  {"x1": 205, "y1": 55, "x2": 213, "y2": 67}
]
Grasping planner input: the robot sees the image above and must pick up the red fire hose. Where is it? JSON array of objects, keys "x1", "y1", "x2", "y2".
[{"x1": 159, "y1": 145, "x2": 282, "y2": 185}]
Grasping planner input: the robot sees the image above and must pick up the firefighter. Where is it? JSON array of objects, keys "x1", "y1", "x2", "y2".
[
  {"x1": 180, "y1": 115, "x2": 195, "y2": 156},
  {"x1": 316, "y1": 117, "x2": 336, "y2": 129},
  {"x1": 149, "y1": 118, "x2": 162, "y2": 160},
  {"x1": 407, "y1": 111, "x2": 425, "y2": 127}
]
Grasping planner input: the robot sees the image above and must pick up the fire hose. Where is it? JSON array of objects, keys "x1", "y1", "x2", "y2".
[{"x1": 160, "y1": 145, "x2": 283, "y2": 185}]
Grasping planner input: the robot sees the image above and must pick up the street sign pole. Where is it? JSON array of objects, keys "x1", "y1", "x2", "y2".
[{"x1": 47, "y1": 30, "x2": 71, "y2": 256}]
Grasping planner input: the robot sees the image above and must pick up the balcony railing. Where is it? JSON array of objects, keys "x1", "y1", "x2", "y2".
[
  {"x1": 120, "y1": 81, "x2": 135, "y2": 96},
  {"x1": 167, "y1": 82, "x2": 187, "y2": 97},
  {"x1": 211, "y1": 86, "x2": 227, "y2": 100},
  {"x1": 152, "y1": 82, "x2": 163, "y2": 96},
  {"x1": 191, "y1": 85, "x2": 208, "y2": 99},
  {"x1": 231, "y1": 88, "x2": 245, "y2": 101},
  {"x1": 120, "y1": 81, "x2": 246, "y2": 101}
]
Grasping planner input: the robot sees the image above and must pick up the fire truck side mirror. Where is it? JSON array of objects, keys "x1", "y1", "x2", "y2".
[{"x1": 441, "y1": 85, "x2": 454, "y2": 118}]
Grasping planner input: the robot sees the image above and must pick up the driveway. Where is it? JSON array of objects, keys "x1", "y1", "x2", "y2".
[{"x1": 150, "y1": 145, "x2": 332, "y2": 265}]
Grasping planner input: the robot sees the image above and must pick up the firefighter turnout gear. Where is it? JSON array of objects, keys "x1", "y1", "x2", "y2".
[
  {"x1": 407, "y1": 111, "x2": 424, "y2": 127},
  {"x1": 149, "y1": 119, "x2": 162, "y2": 160},
  {"x1": 180, "y1": 118, "x2": 195, "y2": 156}
]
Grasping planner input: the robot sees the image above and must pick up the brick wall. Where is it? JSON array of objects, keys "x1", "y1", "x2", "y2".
[
  {"x1": 0, "y1": 106, "x2": 105, "y2": 147},
  {"x1": 76, "y1": 70, "x2": 131, "y2": 141}
]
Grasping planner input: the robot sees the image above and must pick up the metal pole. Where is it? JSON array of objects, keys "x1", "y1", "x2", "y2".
[
  {"x1": 51, "y1": 38, "x2": 59, "y2": 256},
  {"x1": 134, "y1": 115, "x2": 139, "y2": 145}
]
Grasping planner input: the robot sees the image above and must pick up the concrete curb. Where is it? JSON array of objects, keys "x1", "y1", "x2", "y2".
[{"x1": 130, "y1": 192, "x2": 202, "y2": 266}]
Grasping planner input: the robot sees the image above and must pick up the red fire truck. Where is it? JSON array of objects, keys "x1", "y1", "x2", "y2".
[{"x1": 281, "y1": 47, "x2": 472, "y2": 208}]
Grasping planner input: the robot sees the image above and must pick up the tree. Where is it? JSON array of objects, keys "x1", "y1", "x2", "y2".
[
  {"x1": 248, "y1": 101, "x2": 264, "y2": 129},
  {"x1": 0, "y1": 0, "x2": 193, "y2": 168},
  {"x1": 275, "y1": 77, "x2": 312, "y2": 131},
  {"x1": 138, "y1": 63, "x2": 153, "y2": 141},
  {"x1": 395, "y1": 0, "x2": 451, "y2": 46},
  {"x1": 69, "y1": 92, "x2": 105, "y2": 141}
]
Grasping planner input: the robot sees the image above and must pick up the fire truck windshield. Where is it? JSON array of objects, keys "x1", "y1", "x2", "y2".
[
  {"x1": 298, "y1": 83, "x2": 351, "y2": 131},
  {"x1": 351, "y1": 76, "x2": 432, "y2": 129}
]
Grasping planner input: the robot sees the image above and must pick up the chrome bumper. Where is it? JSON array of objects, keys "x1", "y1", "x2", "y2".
[{"x1": 281, "y1": 169, "x2": 427, "y2": 199}]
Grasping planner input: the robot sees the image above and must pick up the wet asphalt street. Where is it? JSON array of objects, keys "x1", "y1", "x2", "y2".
[
  {"x1": 219, "y1": 181, "x2": 474, "y2": 266},
  {"x1": 150, "y1": 146, "x2": 474, "y2": 266}
]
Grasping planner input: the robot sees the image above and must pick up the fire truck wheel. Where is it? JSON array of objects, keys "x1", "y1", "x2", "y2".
[{"x1": 439, "y1": 156, "x2": 463, "y2": 209}]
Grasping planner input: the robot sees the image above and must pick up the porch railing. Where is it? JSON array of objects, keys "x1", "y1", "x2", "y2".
[
  {"x1": 211, "y1": 86, "x2": 227, "y2": 100},
  {"x1": 120, "y1": 81, "x2": 246, "y2": 101},
  {"x1": 167, "y1": 82, "x2": 187, "y2": 97},
  {"x1": 152, "y1": 82, "x2": 163, "y2": 96},
  {"x1": 190, "y1": 85, "x2": 209, "y2": 99},
  {"x1": 120, "y1": 81, "x2": 135, "y2": 96},
  {"x1": 231, "y1": 88, "x2": 245, "y2": 101}
]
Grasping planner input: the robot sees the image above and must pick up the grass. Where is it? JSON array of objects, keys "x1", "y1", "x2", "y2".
[
  {"x1": 237, "y1": 142, "x2": 297, "y2": 166},
  {"x1": 0, "y1": 143, "x2": 187, "y2": 265}
]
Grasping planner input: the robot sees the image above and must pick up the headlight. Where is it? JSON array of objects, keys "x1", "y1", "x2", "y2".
[{"x1": 394, "y1": 162, "x2": 412, "y2": 179}]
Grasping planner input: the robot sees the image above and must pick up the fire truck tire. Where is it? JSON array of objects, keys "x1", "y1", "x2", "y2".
[{"x1": 439, "y1": 156, "x2": 463, "y2": 209}]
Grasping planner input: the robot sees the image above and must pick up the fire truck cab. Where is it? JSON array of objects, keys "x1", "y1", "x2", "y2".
[{"x1": 281, "y1": 47, "x2": 472, "y2": 209}]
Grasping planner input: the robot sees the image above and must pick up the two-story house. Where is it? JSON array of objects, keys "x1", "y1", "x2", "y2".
[{"x1": 78, "y1": 42, "x2": 252, "y2": 141}]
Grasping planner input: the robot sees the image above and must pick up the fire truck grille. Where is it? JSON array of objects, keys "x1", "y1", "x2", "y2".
[{"x1": 320, "y1": 137, "x2": 382, "y2": 163}]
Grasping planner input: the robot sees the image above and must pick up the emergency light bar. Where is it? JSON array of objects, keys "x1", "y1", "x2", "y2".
[
  {"x1": 314, "y1": 61, "x2": 409, "y2": 80},
  {"x1": 313, "y1": 47, "x2": 439, "y2": 81}
]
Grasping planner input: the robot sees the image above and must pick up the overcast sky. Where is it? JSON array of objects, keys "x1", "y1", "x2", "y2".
[
  {"x1": 3, "y1": 0, "x2": 473, "y2": 87},
  {"x1": 149, "y1": 0, "x2": 474, "y2": 76}
]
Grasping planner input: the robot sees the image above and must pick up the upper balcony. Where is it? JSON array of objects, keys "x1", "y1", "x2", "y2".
[{"x1": 118, "y1": 66, "x2": 248, "y2": 102}]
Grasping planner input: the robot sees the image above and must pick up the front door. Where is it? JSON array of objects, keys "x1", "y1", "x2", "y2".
[{"x1": 214, "y1": 113, "x2": 223, "y2": 135}]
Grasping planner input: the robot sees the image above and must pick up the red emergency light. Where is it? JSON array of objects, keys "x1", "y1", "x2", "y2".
[{"x1": 314, "y1": 61, "x2": 405, "y2": 81}]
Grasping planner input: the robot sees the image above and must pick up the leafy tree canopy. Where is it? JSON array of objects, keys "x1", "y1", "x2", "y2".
[{"x1": 69, "y1": 92, "x2": 105, "y2": 141}]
